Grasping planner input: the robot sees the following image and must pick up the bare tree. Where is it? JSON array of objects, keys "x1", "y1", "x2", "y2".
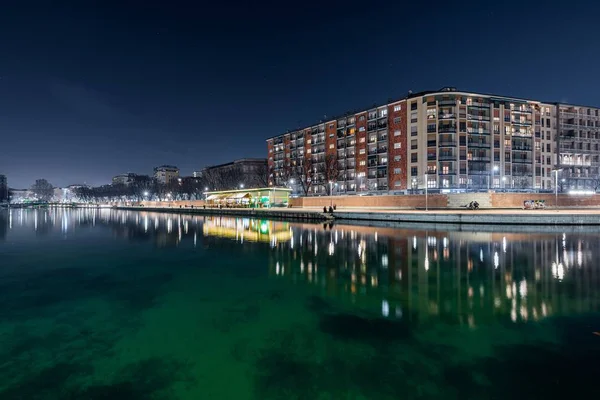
[
  {"x1": 320, "y1": 154, "x2": 338, "y2": 195},
  {"x1": 293, "y1": 158, "x2": 314, "y2": 196},
  {"x1": 253, "y1": 163, "x2": 269, "y2": 187},
  {"x1": 31, "y1": 179, "x2": 54, "y2": 202}
]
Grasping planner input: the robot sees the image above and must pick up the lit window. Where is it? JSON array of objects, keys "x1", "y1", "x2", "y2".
[
  {"x1": 394, "y1": 105, "x2": 401, "y2": 112},
  {"x1": 360, "y1": 161, "x2": 366, "y2": 166},
  {"x1": 359, "y1": 137, "x2": 365, "y2": 143},
  {"x1": 394, "y1": 130, "x2": 401, "y2": 136},
  {"x1": 379, "y1": 109, "x2": 388, "y2": 117},
  {"x1": 359, "y1": 127, "x2": 365, "y2": 132},
  {"x1": 307, "y1": 149, "x2": 311, "y2": 154},
  {"x1": 329, "y1": 144, "x2": 334, "y2": 149},
  {"x1": 394, "y1": 143, "x2": 401, "y2": 149},
  {"x1": 394, "y1": 168, "x2": 401, "y2": 174},
  {"x1": 359, "y1": 149, "x2": 366, "y2": 154},
  {"x1": 394, "y1": 180, "x2": 401, "y2": 186}
]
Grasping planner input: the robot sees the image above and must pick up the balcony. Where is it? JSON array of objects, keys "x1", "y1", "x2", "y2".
[
  {"x1": 513, "y1": 131, "x2": 533, "y2": 137},
  {"x1": 468, "y1": 141, "x2": 491, "y2": 148},
  {"x1": 512, "y1": 107, "x2": 533, "y2": 113},
  {"x1": 512, "y1": 146, "x2": 532, "y2": 151},
  {"x1": 377, "y1": 147, "x2": 388, "y2": 154},
  {"x1": 512, "y1": 120, "x2": 533, "y2": 127},
  {"x1": 512, "y1": 170, "x2": 533, "y2": 176},
  {"x1": 439, "y1": 113, "x2": 455, "y2": 120},
  {"x1": 512, "y1": 158, "x2": 532, "y2": 164},
  {"x1": 439, "y1": 170, "x2": 456, "y2": 175},
  {"x1": 438, "y1": 99, "x2": 456, "y2": 106},
  {"x1": 439, "y1": 141, "x2": 457, "y2": 147},
  {"x1": 467, "y1": 129, "x2": 491, "y2": 135},
  {"x1": 470, "y1": 156, "x2": 491, "y2": 162},
  {"x1": 438, "y1": 126, "x2": 457, "y2": 133},
  {"x1": 439, "y1": 154, "x2": 456, "y2": 161}
]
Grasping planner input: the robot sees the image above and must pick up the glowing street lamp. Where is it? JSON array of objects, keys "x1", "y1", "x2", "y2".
[{"x1": 239, "y1": 183, "x2": 244, "y2": 189}]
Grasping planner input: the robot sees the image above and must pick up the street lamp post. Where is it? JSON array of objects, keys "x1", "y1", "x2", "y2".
[{"x1": 424, "y1": 174, "x2": 428, "y2": 211}]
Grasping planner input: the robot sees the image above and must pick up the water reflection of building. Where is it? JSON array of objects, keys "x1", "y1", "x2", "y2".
[
  {"x1": 0, "y1": 211, "x2": 7, "y2": 241},
  {"x1": 202, "y1": 216, "x2": 291, "y2": 244},
  {"x1": 268, "y1": 225, "x2": 600, "y2": 327}
]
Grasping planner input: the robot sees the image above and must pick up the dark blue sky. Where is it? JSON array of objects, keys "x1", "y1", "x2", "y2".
[{"x1": 1, "y1": 0, "x2": 599, "y2": 188}]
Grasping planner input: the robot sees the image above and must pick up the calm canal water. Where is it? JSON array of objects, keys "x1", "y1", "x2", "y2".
[{"x1": 0, "y1": 208, "x2": 599, "y2": 399}]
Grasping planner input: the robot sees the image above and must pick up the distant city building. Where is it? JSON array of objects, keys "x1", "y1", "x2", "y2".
[
  {"x1": 112, "y1": 173, "x2": 138, "y2": 185},
  {"x1": 267, "y1": 87, "x2": 600, "y2": 194},
  {"x1": 0, "y1": 174, "x2": 7, "y2": 202},
  {"x1": 200, "y1": 158, "x2": 267, "y2": 190},
  {"x1": 153, "y1": 165, "x2": 179, "y2": 184}
]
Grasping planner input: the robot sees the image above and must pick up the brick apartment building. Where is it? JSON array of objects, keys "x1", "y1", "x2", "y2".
[{"x1": 267, "y1": 87, "x2": 600, "y2": 195}]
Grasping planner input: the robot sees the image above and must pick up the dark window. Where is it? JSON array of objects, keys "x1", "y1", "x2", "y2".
[
  {"x1": 546, "y1": 156, "x2": 551, "y2": 165},
  {"x1": 411, "y1": 153, "x2": 418, "y2": 162},
  {"x1": 411, "y1": 167, "x2": 418, "y2": 176},
  {"x1": 459, "y1": 136, "x2": 466, "y2": 146},
  {"x1": 459, "y1": 122, "x2": 466, "y2": 132},
  {"x1": 546, "y1": 118, "x2": 551, "y2": 126},
  {"x1": 411, "y1": 102, "x2": 417, "y2": 111},
  {"x1": 546, "y1": 144, "x2": 551, "y2": 152}
]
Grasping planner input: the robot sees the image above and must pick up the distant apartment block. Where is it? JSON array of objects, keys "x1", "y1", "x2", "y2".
[
  {"x1": 267, "y1": 87, "x2": 600, "y2": 194},
  {"x1": 199, "y1": 158, "x2": 267, "y2": 190},
  {"x1": 112, "y1": 173, "x2": 138, "y2": 185},
  {"x1": 153, "y1": 165, "x2": 179, "y2": 185}
]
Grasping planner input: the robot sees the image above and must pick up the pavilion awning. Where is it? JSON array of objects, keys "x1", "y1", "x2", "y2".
[{"x1": 230, "y1": 192, "x2": 251, "y2": 199}]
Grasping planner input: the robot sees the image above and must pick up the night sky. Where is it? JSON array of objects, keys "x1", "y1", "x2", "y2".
[{"x1": 1, "y1": 1, "x2": 599, "y2": 188}]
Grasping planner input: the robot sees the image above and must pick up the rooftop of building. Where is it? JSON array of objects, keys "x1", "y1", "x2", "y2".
[
  {"x1": 266, "y1": 86, "x2": 600, "y2": 141},
  {"x1": 201, "y1": 158, "x2": 267, "y2": 171},
  {"x1": 154, "y1": 165, "x2": 179, "y2": 170}
]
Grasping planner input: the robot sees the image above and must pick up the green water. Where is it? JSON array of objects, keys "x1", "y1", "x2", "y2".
[{"x1": 0, "y1": 208, "x2": 599, "y2": 399}]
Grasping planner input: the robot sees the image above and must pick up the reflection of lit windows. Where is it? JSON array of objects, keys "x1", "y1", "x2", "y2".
[{"x1": 381, "y1": 300, "x2": 389, "y2": 317}]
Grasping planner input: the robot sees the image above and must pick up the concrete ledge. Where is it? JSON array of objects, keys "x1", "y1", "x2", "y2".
[
  {"x1": 115, "y1": 206, "x2": 330, "y2": 222},
  {"x1": 333, "y1": 211, "x2": 600, "y2": 225}
]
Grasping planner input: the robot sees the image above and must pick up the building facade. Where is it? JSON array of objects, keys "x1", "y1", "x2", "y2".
[
  {"x1": 267, "y1": 87, "x2": 600, "y2": 195},
  {"x1": 112, "y1": 173, "x2": 139, "y2": 186},
  {"x1": 153, "y1": 165, "x2": 179, "y2": 185},
  {"x1": 556, "y1": 104, "x2": 600, "y2": 190},
  {"x1": 198, "y1": 158, "x2": 267, "y2": 190}
]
